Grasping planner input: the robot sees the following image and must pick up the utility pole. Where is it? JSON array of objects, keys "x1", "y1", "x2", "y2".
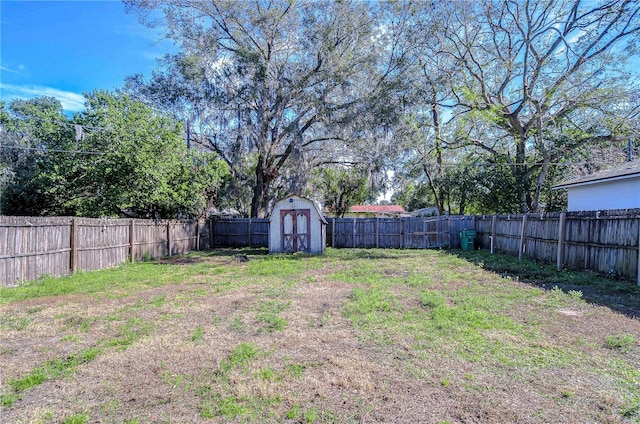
[{"x1": 186, "y1": 121, "x2": 191, "y2": 150}]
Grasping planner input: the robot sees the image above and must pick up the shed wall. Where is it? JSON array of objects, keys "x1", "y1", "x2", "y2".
[{"x1": 269, "y1": 196, "x2": 325, "y2": 254}]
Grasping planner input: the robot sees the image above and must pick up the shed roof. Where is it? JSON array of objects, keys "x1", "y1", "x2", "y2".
[
  {"x1": 273, "y1": 195, "x2": 327, "y2": 224},
  {"x1": 554, "y1": 159, "x2": 640, "y2": 189}
]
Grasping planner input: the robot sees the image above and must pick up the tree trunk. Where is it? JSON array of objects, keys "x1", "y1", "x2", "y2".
[
  {"x1": 426, "y1": 83, "x2": 447, "y2": 214},
  {"x1": 515, "y1": 138, "x2": 529, "y2": 213},
  {"x1": 250, "y1": 158, "x2": 269, "y2": 218},
  {"x1": 458, "y1": 190, "x2": 466, "y2": 215},
  {"x1": 531, "y1": 150, "x2": 550, "y2": 213}
]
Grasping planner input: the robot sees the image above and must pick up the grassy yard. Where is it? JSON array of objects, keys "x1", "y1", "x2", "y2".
[{"x1": 1, "y1": 248, "x2": 638, "y2": 423}]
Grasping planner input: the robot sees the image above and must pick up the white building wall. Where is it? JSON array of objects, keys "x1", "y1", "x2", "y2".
[{"x1": 567, "y1": 177, "x2": 640, "y2": 211}]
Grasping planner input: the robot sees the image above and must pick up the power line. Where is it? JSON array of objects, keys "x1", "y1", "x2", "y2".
[
  {"x1": 0, "y1": 144, "x2": 109, "y2": 155},
  {"x1": 10, "y1": 112, "x2": 110, "y2": 131},
  {"x1": 421, "y1": 161, "x2": 632, "y2": 167}
]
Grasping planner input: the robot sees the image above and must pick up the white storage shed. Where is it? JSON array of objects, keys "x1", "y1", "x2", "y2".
[{"x1": 269, "y1": 195, "x2": 327, "y2": 254}]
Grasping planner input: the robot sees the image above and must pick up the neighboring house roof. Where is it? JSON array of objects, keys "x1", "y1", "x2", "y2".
[
  {"x1": 208, "y1": 207, "x2": 242, "y2": 218},
  {"x1": 348, "y1": 205, "x2": 406, "y2": 214},
  {"x1": 554, "y1": 159, "x2": 640, "y2": 189},
  {"x1": 410, "y1": 206, "x2": 440, "y2": 217}
]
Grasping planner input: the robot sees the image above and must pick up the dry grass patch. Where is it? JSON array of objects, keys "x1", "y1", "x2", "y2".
[{"x1": 1, "y1": 248, "x2": 639, "y2": 423}]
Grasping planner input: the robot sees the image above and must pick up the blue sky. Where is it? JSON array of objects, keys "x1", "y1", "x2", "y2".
[{"x1": 1, "y1": 0, "x2": 175, "y2": 113}]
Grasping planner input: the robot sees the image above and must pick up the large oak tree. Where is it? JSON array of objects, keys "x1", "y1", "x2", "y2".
[
  {"x1": 437, "y1": 0, "x2": 640, "y2": 212},
  {"x1": 394, "y1": 0, "x2": 640, "y2": 214},
  {"x1": 125, "y1": 0, "x2": 406, "y2": 217}
]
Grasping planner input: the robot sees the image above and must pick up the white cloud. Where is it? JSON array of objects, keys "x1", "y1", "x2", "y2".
[
  {"x1": 0, "y1": 83, "x2": 86, "y2": 112},
  {"x1": 0, "y1": 64, "x2": 24, "y2": 74}
]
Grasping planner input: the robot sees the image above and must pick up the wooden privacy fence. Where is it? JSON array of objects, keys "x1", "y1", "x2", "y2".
[
  {"x1": 208, "y1": 212, "x2": 640, "y2": 283},
  {"x1": 4, "y1": 210, "x2": 639, "y2": 286},
  {"x1": 209, "y1": 218, "x2": 269, "y2": 247},
  {"x1": 0, "y1": 216, "x2": 207, "y2": 287},
  {"x1": 475, "y1": 210, "x2": 640, "y2": 284},
  {"x1": 325, "y1": 216, "x2": 475, "y2": 249},
  {"x1": 207, "y1": 216, "x2": 476, "y2": 249}
]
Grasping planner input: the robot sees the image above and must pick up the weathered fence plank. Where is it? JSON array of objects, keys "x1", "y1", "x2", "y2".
[
  {"x1": 0, "y1": 216, "x2": 205, "y2": 287},
  {"x1": 210, "y1": 218, "x2": 269, "y2": 247},
  {"x1": 324, "y1": 216, "x2": 460, "y2": 249},
  {"x1": 0, "y1": 217, "x2": 73, "y2": 286},
  {"x1": 475, "y1": 209, "x2": 640, "y2": 283}
]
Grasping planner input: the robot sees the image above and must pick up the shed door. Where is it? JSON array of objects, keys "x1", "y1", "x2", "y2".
[{"x1": 281, "y1": 209, "x2": 311, "y2": 253}]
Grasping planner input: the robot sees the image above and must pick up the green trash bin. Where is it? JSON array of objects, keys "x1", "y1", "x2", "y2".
[{"x1": 459, "y1": 229, "x2": 477, "y2": 251}]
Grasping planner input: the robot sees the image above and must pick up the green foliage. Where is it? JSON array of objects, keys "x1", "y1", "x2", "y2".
[
  {"x1": 0, "y1": 316, "x2": 31, "y2": 331},
  {"x1": 344, "y1": 287, "x2": 398, "y2": 329},
  {"x1": 0, "y1": 393, "x2": 21, "y2": 408},
  {"x1": 217, "y1": 396, "x2": 249, "y2": 418},
  {"x1": 286, "y1": 404, "x2": 300, "y2": 419},
  {"x1": 606, "y1": 334, "x2": 637, "y2": 353},
  {"x1": 61, "y1": 414, "x2": 89, "y2": 424},
  {"x1": 195, "y1": 341, "x2": 279, "y2": 419},
  {"x1": 0, "y1": 97, "x2": 78, "y2": 215},
  {"x1": 394, "y1": 154, "x2": 525, "y2": 215},
  {"x1": 126, "y1": 1, "x2": 396, "y2": 217},
  {"x1": 457, "y1": 249, "x2": 639, "y2": 296},
  {"x1": 0, "y1": 93, "x2": 229, "y2": 218},
  {"x1": 5, "y1": 347, "x2": 102, "y2": 402},
  {"x1": 106, "y1": 317, "x2": 153, "y2": 349},
  {"x1": 394, "y1": 0, "x2": 638, "y2": 214},
  {"x1": 349, "y1": 287, "x2": 395, "y2": 314},
  {"x1": 256, "y1": 367, "x2": 279, "y2": 381},
  {"x1": 392, "y1": 181, "x2": 436, "y2": 213},
  {"x1": 544, "y1": 285, "x2": 571, "y2": 308},
  {"x1": 304, "y1": 408, "x2": 319, "y2": 423},
  {"x1": 311, "y1": 167, "x2": 371, "y2": 217},
  {"x1": 256, "y1": 300, "x2": 289, "y2": 332},
  {"x1": 0, "y1": 262, "x2": 200, "y2": 304},
  {"x1": 285, "y1": 363, "x2": 306, "y2": 379},
  {"x1": 219, "y1": 342, "x2": 263, "y2": 373},
  {"x1": 420, "y1": 290, "x2": 447, "y2": 309},
  {"x1": 190, "y1": 326, "x2": 204, "y2": 343},
  {"x1": 621, "y1": 396, "x2": 640, "y2": 419}
]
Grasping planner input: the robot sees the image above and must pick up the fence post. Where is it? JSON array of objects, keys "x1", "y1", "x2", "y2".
[
  {"x1": 129, "y1": 219, "x2": 135, "y2": 263},
  {"x1": 209, "y1": 218, "x2": 214, "y2": 249},
  {"x1": 491, "y1": 215, "x2": 497, "y2": 254},
  {"x1": 70, "y1": 218, "x2": 77, "y2": 273},
  {"x1": 353, "y1": 218, "x2": 357, "y2": 248},
  {"x1": 376, "y1": 217, "x2": 380, "y2": 248},
  {"x1": 422, "y1": 219, "x2": 427, "y2": 249},
  {"x1": 195, "y1": 220, "x2": 200, "y2": 251},
  {"x1": 167, "y1": 221, "x2": 172, "y2": 257},
  {"x1": 399, "y1": 218, "x2": 404, "y2": 249},
  {"x1": 557, "y1": 213, "x2": 566, "y2": 271},
  {"x1": 637, "y1": 218, "x2": 640, "y2": 286},
  {"x1": 248, "y1": 218, "x2": 252, "y2": 247},
  {"x1": 519, "y1": 214, "x2": 527, "y2": 260},
  {"x1": 332, "y1": 218, "x2": 336, "y2": 248}
]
